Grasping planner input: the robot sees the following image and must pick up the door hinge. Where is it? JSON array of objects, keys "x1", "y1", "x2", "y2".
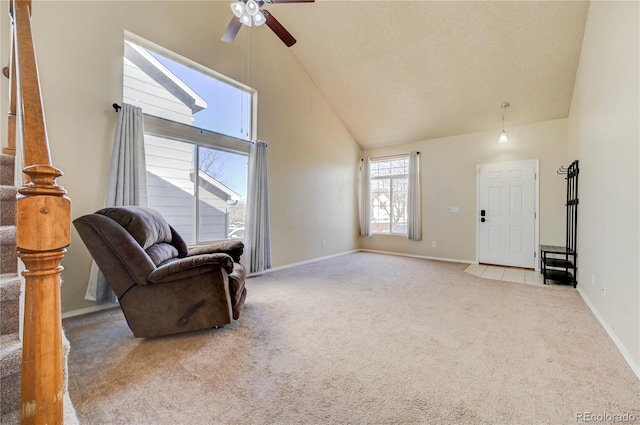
[
  {"x1": 534, "y1": 252, "x2": 537, "y2": 258},
  {"x1": 534, "y1": 212, "x2": 537, "y2": 219},
  {"x1": 535, "y1": 173, "x2": 537, "y2": 179}
]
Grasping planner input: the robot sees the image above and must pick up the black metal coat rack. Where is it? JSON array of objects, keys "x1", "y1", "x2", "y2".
[{"x1": 541, "y1": 160, "x2": 579, "y2": 287}]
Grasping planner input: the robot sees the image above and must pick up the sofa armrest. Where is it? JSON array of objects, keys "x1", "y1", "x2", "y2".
[
  {"x1": 148, "y1": 253, "x2": 234, "y2": 283},
  {"x1": 188, "y1": 240, "x2": 244, "y2": 263}
]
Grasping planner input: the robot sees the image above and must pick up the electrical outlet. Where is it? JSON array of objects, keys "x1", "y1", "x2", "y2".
[
  {"x1": 322, "y1": 241, "x2": 326, "y2": 248},
  {"x1": 431, "y1": 241, "x2": 436, "y2": 248}
]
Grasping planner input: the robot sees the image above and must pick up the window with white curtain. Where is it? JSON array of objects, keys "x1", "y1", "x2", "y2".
[
  {"x1": 122, "y1": 34, "x2": 256, "y2": 245},
  {"x1": 369, "y1": 156, "x2": 409, "y2": 235}
]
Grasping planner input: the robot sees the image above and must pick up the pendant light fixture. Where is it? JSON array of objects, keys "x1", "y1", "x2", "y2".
[{"x1": 498, "y1": 102, "x2": 510, "y2": 144}]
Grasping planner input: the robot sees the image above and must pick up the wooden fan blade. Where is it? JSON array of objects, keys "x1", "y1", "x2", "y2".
[
  {"x1": 263, "y1": 10, "x2": 297, "y2": 47},
  {"x1": 222, "y1": 17, "x2": 242, "y2": 43}
]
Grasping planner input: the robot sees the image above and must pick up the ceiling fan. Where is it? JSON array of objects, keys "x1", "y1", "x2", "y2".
[{"x1": 222, "y1": 0, "x2": 315, "y2": 47}]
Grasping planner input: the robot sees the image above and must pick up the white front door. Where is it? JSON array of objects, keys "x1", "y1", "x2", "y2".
[{"x1": 477, "y1": 161, "x2": 537, "y2": 269}]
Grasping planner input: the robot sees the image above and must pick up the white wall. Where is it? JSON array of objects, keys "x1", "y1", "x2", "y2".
[
  {"x1": 8, "y1": 1, "x2": 360, "y2": 314},
  {"x1": 0, "y1": 1, "x2": 10, "y2": 149},
  {"x1": 361, "y1": 119, "x2": 569, "y2": 263},
  {"x1": 567, "y1": 1, "x2": 640, "y2": 378}
]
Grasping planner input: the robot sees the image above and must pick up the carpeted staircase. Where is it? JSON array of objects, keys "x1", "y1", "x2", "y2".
[
  {"x1": 0, "y1": 153, "x2": 79, "y2": 424},
  {"x1": 0, "y1": 152, "x2": 21, "y2": 417}
]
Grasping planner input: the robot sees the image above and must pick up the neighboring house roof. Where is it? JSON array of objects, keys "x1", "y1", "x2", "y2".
[
  {"x1": 124, "y1": 41, "x2": 207, "y2": 114},
  {"x1": 196, "y1": 170, "x2": 242, "y2": 202}
]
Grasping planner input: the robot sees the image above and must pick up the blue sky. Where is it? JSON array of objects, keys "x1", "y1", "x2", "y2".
[{"x1": 150, "y1": 51, "x2": 250, "y2": 198}]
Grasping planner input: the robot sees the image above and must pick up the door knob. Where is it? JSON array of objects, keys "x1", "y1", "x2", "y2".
[{"x1": 481, "y1": 217, "x2": 486, "y2": 223}]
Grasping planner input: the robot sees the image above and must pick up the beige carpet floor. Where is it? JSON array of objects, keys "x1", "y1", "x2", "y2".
[{"x1": 63, "y1": 252, "x2": 640, "y2": 425}]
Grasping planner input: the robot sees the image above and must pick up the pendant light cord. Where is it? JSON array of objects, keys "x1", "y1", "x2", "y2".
[
  {"x1": 240, "y1": 27, "x2": 251, "y2": 137},
  {"x1": 501, "y1": 102, "x2": 509, "y2": 131}
]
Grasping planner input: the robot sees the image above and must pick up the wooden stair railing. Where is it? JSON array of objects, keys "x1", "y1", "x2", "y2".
[{"x1": 7, "y1": 0, "x2": 71, "y2": 423}]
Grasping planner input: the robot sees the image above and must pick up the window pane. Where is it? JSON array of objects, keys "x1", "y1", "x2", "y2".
[
  {"x1": 123, "y1": 40, "x2": 251, "y2": 140},
  {"x1": 370, "y1": 157, "x2": 409, "y2": 235},
  {"x1": 125, "y1": 36, "x2": 252, "y2": 245},
  {"x1": 390, "y1": 159, "x2": 408, "y2": 176},
  {"x1": 391, "y1": 177, "x2": 408, "y2": 234},
  {"x1": 152, "y1": 53, "x2": 252, "y2": 140},
  {"x1": 371, "y1": 160, "x2": 388, "y2": 178},
  {"x1": 145, "y1": 136, "x2": 196, "y2": 244},
  {"x1": 371, "y1": 178, "x2": 391, "y2": 233},
  {"x1": 197, "y1": 146, "x2": 248, "y2": 243}
]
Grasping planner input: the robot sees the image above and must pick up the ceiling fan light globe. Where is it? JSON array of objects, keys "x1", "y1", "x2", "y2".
[
  {"x1": 254, "y1": 11, "x2": 266, "y2": 26},
  {"x1": 240, "y1": 13, "x2": 253, "y2": 26},
  {"x1": 231, "y1": 1, "x2": 245, "y2": 18},
  {"x1": 498, "y1": 130, "x2": 509, "y2": 144},
  {"x1": 246, "y1": 0, "x2": 260, "y2": 16}
]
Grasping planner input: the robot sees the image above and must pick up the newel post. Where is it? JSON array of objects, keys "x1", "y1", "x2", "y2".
[
  {"x1": 17, "y1": 166, "x2": 70, "y2": 424},
  {"x1": 9, "y1": 0, "x2": 71, "y2": 421}
]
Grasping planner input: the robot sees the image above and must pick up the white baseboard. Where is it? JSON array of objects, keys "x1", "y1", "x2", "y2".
[
  {"x1": 578, "y1": 287, "x2": 640, "y2": 381},
  {"x1": 359, "y1": 249, "x2": 474, "y2": 265},
  {"x1": 248, "y1": 250, "x2": 359, "y2": 277},
  {"x1": 62, "y1": 252, "x2": 361, "y2": 317},
  {"x1": 61, "y1": 303, "x2": 119, "y2": 320},
  {"x1": 248, "y1": 249, "x2": 473, "y2": 278}
]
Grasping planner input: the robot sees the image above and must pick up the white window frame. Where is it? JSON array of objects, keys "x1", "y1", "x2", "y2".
[
  {"x1": 370, "y1": 155, "x2": 409, "y2": 236},
  {"x1": 144, "y1": 116, "x2": 251, "y2": 245},
  {"x1": 125, "y1": 31, "x2": 259, "y2": 140},
  {"x1": 124, "y1": 32, "x2": 257, "y2": 245}
]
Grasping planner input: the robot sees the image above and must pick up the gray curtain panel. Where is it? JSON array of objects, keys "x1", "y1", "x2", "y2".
[
  {"x1": 358, "y1": 157, "x2": 372, "y2": 237},
  {"x1": 407, "y1": 151, "x2": 422, "y2": 241},
  {"x1": 245, "y1": 140, "x2": 271, "y2": 273},
  {"x1": 85, "y1": 103, "x2": 147, "y2": 304}
]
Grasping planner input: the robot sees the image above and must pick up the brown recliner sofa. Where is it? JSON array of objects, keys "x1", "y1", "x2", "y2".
[{"x1": 73, "y1": 206, "x2": 247, "y2": 338}]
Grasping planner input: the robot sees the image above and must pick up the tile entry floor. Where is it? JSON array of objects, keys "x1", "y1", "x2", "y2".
[{"x1": 464, "y1": 264, "x2": 576, "y2": 290}]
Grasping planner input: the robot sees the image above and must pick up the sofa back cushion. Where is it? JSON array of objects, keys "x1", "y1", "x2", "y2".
[{"x1": 97, "y1": 206, "x2": 173, "y2": 248}]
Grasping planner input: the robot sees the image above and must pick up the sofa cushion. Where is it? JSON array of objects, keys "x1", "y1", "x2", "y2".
[
  {"x1": 188, "y1": 240, "x2": 244, "y2": 263},
  {"x1": 229, "y1": 262, "x2": 246, "y2": 305},
  {"x1": 97, "y1": 206, "x2": 173, "y2": 249},
  {"x1": 146, "y1": 243, "x2": 179, "y2": 266},
  {"x1": 148, "y1": 254, "x2": 234, "y2": 283}
]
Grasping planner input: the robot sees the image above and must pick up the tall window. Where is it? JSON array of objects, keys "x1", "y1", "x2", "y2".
[
  {"x1": 370, "y1": 156, "x2": 409, "y2": 235},
  {"x1": 123, "y1": 34, "x2": 255, "y2": 245}
]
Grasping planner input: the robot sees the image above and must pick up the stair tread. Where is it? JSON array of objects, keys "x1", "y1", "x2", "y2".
[
  {"x1": 0, "y1": 186, "x2": 17, "y2": 197},
  {"x1": 0, "y1": 333, "x2": 21, "y2": 376},
  {"x1": 0, "y1": 153, "x2": 15, "y2": 188},
  {"x1": 0, "y1": 275, "x2": 20, "y2": 302},
  {"x1": 0, "y1": 226, "x2": 15, "y2": 245},
  {"x1": 0, "y1": 274, "x2": 19, "y2": 284}
]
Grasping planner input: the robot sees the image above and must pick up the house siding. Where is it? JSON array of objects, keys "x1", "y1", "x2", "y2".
[{"x1": 123, "y1": 57, "x2": 194, "y2": 125}]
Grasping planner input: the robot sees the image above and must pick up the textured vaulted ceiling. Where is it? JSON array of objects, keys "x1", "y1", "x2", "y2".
[{"x1": 265, "y1": 0, "x2": 590, "y2": 149}]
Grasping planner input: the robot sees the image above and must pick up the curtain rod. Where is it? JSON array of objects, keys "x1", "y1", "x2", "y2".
[
  {"x1": 111, "y1": 102, "x2": 260, "y2": 146},
  {"x1": 361, "y1": 152, "x2": 420, "y2": 161}
]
